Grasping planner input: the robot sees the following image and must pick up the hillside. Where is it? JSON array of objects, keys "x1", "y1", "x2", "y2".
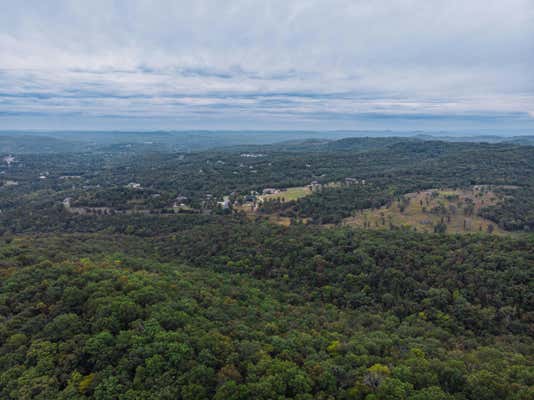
[{"x1": 343, "y1": 187, "x2": 510, "y2": 235}]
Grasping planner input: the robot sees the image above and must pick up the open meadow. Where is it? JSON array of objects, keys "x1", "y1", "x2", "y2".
[{"x1": 343, "y1": 186, "x2": 512, "y2": 235}]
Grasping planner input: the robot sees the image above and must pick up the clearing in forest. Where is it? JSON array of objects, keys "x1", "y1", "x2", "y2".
[
  {"x1": 343, "y1": 186, "x2": 511, "y2": 235},
  {"x1": 234, "y1": 185, "x2": 312, "y2": 216},
  {"x1": 258, "y1": 186, "x2": 312, "y2": 202},
  {"x1": 235, "y1": 184, "x2": 317, "y2": 225}
]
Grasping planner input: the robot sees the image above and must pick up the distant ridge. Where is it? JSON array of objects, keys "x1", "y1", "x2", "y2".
[{"x1": 0, "y1": 130, "x2": 532, "y2": 154}]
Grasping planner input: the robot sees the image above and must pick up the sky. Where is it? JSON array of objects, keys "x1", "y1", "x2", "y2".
[{"x1": 1, "y1": 0, "x2": 533, "y2": 132}]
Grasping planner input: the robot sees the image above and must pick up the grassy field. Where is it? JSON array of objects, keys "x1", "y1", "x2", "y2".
[
  {"x1": 258, "y1": 186, "x2": 312, "y2": 202},
  {"x1": 233, "y1": 185, "x2": 316, "y2": 226},
  {"x1": 343, "y1": 186, "x2": 510, "y2": 235}
]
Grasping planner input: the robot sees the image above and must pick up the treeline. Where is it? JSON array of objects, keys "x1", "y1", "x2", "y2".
[
  {"x1": 479, "y1": 187, "x2": 534, "y2": 231},
  {"x1": 0, "y1": 205, "x2": 222, "y2": 236},
  {"x1": 262, "y1": 184, "x2": 403, "y2": 224}
]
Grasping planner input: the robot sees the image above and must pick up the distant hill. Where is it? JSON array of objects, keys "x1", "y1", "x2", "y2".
[
  {"x1": 0, "y1": 134, "x2": 86, "y2": 153},
  {"x1": 502, "y1": 135, "x2": 534, "y2": 145},
  {"x1": 1, "y1": 130, "x2": 532, "y2": 154}
]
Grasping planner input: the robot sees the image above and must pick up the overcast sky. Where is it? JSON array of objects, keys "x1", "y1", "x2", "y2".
[{"x1": 1, "y1": 0, "x2": 533, "y2": 132}]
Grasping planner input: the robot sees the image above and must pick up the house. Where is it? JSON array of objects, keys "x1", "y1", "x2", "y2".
[
  {"x1": 173, "y1": 202, "x2": 188, "y2": 210},
  {"x1": 217, "y1": 198, "x2": 231, "y2": 209},
  {"x1": 3, "y1": 155, "x2": 15, "y2": 166},
  {"x1": 262, "y1": 188, "x2": 279, "y2": 195},
  {"x1": 308, "y1": 181, "x2": 321, "y2": 190},
  {"x1": 59, "y1": 175, "x2": 82, "y2": 180},
  {"x1": 345, "y1": 177, "x2": 359, "y2": 184},
  {"x1": 126, "y1": 182, "x2": 142, "y2": 189},
  {"x1": 240, "y1": 153, "x2": 265, "y2": 158}
]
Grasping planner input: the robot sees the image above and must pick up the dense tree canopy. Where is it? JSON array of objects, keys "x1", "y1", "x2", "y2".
[
  {"x1": 0, "y1": 137, "x2": 533, "y2": 399},
  {"x1": 0, "y1": 224, "x2": 533, "y2": 399}
]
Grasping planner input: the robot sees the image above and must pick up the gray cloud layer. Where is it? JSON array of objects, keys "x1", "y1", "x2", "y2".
[{"x1": 1, "y1": 0, "x2": 533, "y2": 130}]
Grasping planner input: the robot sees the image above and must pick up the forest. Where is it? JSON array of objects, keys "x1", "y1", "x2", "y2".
[{"x1": 0, "y1": 135, "x2": 533, "y2": 399}]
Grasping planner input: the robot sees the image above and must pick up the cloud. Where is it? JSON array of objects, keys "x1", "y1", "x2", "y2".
[{"x1": 0, "y1": 0, "x2": 533, "y2": 130}]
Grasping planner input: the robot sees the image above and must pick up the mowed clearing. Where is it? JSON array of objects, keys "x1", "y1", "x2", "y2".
[
  {"x1": 343, "y1": 186, "x2": 511, "y2": 235},
  {"x1": 259, "y1": 186, "x2": 312, "y2": 202},
  {"x1": 235, "y1": 185, "x2": 318, "y2": 226}
]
